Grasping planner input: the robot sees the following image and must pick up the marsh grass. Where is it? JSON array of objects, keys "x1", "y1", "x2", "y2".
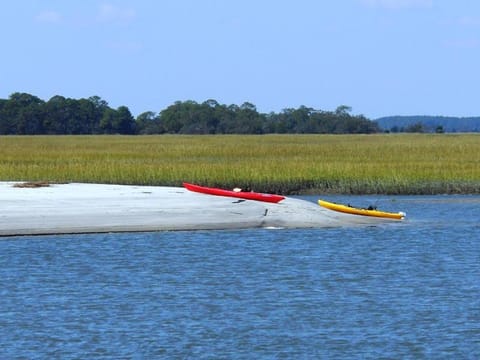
[{"x1": 1, "y1": 134, "x2": 479, "y2": 194}]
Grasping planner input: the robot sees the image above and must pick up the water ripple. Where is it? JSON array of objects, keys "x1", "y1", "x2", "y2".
[{"x1": 1, "y1": 196, "x2": 479, "y2": 358}]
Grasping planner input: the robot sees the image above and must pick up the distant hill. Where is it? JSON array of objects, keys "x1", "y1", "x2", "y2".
[{"x1": 375, "y1": 116, "x2": 480, "y2": 133}]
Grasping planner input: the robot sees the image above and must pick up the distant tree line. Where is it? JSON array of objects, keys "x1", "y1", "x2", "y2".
[
  {"x1": 0, "y1": 92, "x2": 380, "y2": 135},
  {"x1": 0, "y1": 93, "x2": 135, "y2": 135},
  {"x1": 376, "y1": 115, "x2": 480, "y2": 133}
]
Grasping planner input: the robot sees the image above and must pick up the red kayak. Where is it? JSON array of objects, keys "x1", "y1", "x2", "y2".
[{"x1": 183, "y1": 182, "x2": 285, "y2": 203}]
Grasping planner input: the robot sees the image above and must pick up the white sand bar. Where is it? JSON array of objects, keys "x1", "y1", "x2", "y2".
[{"x1": 1, "y1": 182, "x2": 399, "y2": 236}]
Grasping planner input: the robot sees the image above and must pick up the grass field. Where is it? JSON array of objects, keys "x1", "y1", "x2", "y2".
[{"x1": 0, "y1": 134, "x2": 479, "y2": 194}]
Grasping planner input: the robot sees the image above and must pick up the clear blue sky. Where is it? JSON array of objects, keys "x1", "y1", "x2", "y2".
[{"x1": 2, "y1": 0, "x2": 479, "y2": 119}]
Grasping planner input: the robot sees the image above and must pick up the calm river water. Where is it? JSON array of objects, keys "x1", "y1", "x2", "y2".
[{"x1": 1, "y1": 195, "x2": 479, "y2": 359}]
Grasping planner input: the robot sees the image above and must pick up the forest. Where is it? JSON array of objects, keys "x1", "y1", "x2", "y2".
[{"x1": 0, "y1": 93, "x2": 379, "y2": 135}]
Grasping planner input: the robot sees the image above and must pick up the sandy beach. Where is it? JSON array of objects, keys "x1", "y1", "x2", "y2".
[{"x1": 1, "y1": 182, "x2": 400, "y2": 236}]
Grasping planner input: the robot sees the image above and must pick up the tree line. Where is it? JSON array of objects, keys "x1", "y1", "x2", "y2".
[
  {"x1": 376, "y1": 115, "x2": 480, "y2": 133},
  {"x1": 0, "y1": 92, "x2": 380, "y2": 135}
]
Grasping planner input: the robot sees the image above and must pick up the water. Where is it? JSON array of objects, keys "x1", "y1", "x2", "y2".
[{"x1": 1, "y1": 195, "x2": 479, "y2": 359}]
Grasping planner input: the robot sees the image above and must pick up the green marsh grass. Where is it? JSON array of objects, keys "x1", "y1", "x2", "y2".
[{"x1": 0, "y1": 134, "x2": 479, "y2": 194}]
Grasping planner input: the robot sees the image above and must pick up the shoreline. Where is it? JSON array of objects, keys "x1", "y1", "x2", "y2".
[
  {"x1": 0, "y1": 182, "x2": 405, "y2": 236},
  {"x1": 8, "y1": 180, "x2": 480, "y2": 196},
  {"x1": 292, "y1": 182, "x2": 480, "y2": 196}
]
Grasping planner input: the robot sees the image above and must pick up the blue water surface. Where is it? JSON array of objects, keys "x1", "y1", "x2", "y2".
[{"x1": 1, "y1": 195, "x2": 479, "y2": 359}]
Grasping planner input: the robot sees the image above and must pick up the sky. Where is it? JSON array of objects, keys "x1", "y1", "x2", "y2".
[{"x1": 1, "y1": 0, "x2": 480, "y2": 119}]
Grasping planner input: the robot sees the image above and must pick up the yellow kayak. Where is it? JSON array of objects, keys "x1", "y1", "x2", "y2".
[{"x1": 318, "y1": 199, "x2": 406, "y2": 220}]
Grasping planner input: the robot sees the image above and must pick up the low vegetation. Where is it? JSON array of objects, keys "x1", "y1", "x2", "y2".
[{"x1": 0, "y1": 134, "x2": 478, "y2": 194}]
